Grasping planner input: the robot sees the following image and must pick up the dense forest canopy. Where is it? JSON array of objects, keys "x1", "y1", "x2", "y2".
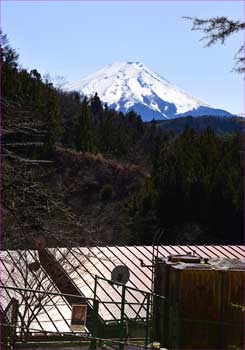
[
  {"x1": 2, "y1": 33, "x2": 244, "y2": 248},
  {"x1": 128, "y1": 128, "x2": 243, "y2": 244}
]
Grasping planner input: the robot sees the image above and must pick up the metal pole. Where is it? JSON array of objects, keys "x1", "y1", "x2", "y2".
[
  {"x1": 220, "y1": 271, "x2": 226, "y2": 350},
  {"x1": 0, "y1": 285, "x2": 90, "y2": 301},
  {"x1": 144, "y1": 294, "x2": 151, "y2": 349},
  {"x1": 151, "y1": 229, "x2": 164, "y2": 343},
  {"x1": 94, "y1": 275, "x2": 98, "y2": 300},
  {"x1": 11, "y1": 298, "x2": 19, "y2": 348},
  {"x1": 119, "y1": 285, "x2": 126, "y2": 350},
  {"x1": 95, "y1": 277, "x2": 165, "y2": 300},
  {"x1": 90, "y1": 299, "x2": 99, "y2": 350},
  {"x1": 90, "y1": 276, "x2": 99, "y2": 349},
  {"x1": 152, "y1": 229, "x2": 164, "y2": 293}
]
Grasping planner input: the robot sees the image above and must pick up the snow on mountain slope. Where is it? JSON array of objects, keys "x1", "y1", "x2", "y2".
[{"x1": 66, "y1": 61, "x2": 231, "y2": 121}]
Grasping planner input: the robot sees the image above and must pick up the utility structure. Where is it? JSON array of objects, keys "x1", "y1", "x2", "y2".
[
  {"x1": 152, "y1": 254, "x2": 244, "y2": 349},
  {"x1": 1, "y1": 244, "x2": 244, "y2": 349}
]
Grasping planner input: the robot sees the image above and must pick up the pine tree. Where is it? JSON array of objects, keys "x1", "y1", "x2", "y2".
[
  {"x1": 90, "y1": 92, "x2": 103, "y2": 116},
  {"x1": 185, "y1": 16, "x2": 245, "y2": 73},
  {"x1": 1, "y1": 32, "x2": 19, "y2": 99},
  {"x1": 75, "y1": 97, "x2": 93, "y2": 151}
]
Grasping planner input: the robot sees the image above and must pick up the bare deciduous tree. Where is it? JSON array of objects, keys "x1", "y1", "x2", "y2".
[
  {"x1": 1, "y1": 248, "x2": 89, "y2": 341},
  {"x1": 2, "y1": 96, "x2": 97, "y2": 249}
]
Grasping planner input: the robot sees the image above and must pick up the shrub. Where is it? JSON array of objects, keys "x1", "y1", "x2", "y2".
[{"x1": 100, "y1": 184, "x2": 113, "y2": 201}]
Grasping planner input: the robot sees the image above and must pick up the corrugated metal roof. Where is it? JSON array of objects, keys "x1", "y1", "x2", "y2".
[
  {"x1": 49, "y1": 245, "x2": 244, "y2": 321},
  {"x1": 1, "y1": 245, "x2": 243, "y2": 334},
  {"x1": 0, "y1": 250, "x2": 72, "y2": 334}
]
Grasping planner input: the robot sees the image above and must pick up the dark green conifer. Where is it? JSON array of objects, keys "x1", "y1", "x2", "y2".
[
  {"x1": 90, "y1": 92, "x2": 103, "y2": 116},
  {"x1": 75, "y1": 97, "x2": 93, "y2": 151}
]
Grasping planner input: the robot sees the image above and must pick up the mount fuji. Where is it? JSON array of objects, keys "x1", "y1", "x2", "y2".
[{"x1": 66, "y1": 61, "x2": 232, "y2": 121}]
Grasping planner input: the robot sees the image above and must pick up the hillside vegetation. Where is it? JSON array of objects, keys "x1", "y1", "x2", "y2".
[
  {"x1": 2, "y1": 33, "x2": 244, "y2": 248},
  {"x1": 156, "y1": 115, "x2": 244, "y2": 135}
]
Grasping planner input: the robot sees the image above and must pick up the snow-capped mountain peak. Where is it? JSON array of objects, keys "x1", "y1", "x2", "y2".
[{"x1": 66, "y1": 61, "x2": 231, "y2": 121}]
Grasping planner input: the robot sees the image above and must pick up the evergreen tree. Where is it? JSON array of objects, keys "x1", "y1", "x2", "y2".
[
  {"x1": 128, "y1": 128, "x2": 243, "y2": 244},
  {"x1": 1, "y1": 32, "x2": 19, "y2": 99},
  {"x1": 75, "y1": 97, "x2": 93, "y2": 151},
  {"x1": 90, "y1": 92, "x2": 103, "y2": 116},
  {"x1": 185, "y1": 16, "x2": 245, "y2": 73}
]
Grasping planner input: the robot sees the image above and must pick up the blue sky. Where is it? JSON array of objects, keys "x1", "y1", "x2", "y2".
[{"x1": 2, "y1": 0, "x2": 244, "y2": 114}]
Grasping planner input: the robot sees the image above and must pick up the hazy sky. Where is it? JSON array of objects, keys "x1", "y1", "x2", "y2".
[{"x1": 2, "y1": 0, "x2": 244, "y2": 114}]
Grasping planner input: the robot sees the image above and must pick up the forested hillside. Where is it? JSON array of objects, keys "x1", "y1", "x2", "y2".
[
  {"x1": 156, "y1": 115, "x2": 244, "y2": 135},
  {"x1": 128, "y1": 128, "x2": 243, "y2": 244},
  {"x1": 2, "y1": 33, "x2": 244, "y2": 248}
]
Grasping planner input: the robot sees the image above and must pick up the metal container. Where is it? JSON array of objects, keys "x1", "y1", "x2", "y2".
[{"x1": 153, "y1": 255, "x2": 244, "y2": 349}]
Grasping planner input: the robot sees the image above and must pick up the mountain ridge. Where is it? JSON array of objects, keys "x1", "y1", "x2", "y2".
[{"x1": 66, "y1": 61, "x2": 232, "y2": 121}]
